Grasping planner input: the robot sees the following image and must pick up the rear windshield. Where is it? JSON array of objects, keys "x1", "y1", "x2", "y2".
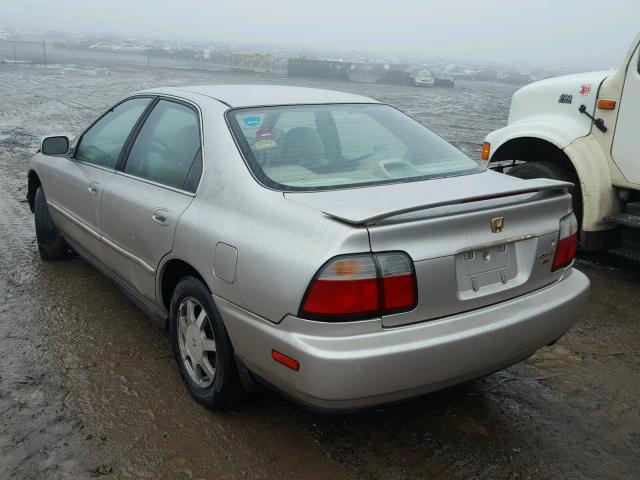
[{"x1": 227, "y1": 103, "x2": 482, "y2": 191}]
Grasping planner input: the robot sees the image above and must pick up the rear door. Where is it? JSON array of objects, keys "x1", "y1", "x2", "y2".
[
  {"x1": 100, "y1": 98, "x2": 202, "y2": 302},
  {"x1": 612, "y1": 44, "x2": 640, "y2": 185},
  {"x1": 49, "y1": 97, "x2": 153, "y2": 261}
]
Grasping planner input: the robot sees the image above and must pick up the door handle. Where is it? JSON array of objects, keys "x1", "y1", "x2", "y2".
[
  {"x1": 88, "y1": 182, "x2": 99, "y2": 194},
  {"x1": 151, "y1": 208, "x2": 170, "y2": 226}
]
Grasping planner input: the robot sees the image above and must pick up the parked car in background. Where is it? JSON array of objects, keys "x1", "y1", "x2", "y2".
[
  {"x1": 114, "y1": 43, "x2": 142, "y2": 54},
  {"x1": 434, "y1": 74, "x2": 455, "y2": 87},
  {"x1": 409, "y1": 68, "x2": 435, "y2": 87},
  {"x1": 27, "y1": 85, "x2": 589, "y2": 411},
  {"x1": 89, "y1": 41, "x2": 116, "y2": 52}
]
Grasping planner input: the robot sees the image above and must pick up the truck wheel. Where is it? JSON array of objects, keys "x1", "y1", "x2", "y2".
[
  {"x1": 169, "y1": 276, "x2": 242, "y2": 410},
  {"x1": 507, "y1": 161, "x2": 570, "y2": 181},
  {"x1": 508, "y1": 161, "x2": 582, "y2": 231},
  {"x1": 34, "y1": 187, "x2": 68, "y2": 260}
]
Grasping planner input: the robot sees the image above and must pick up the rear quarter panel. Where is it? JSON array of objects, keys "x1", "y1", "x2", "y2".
[{"x1": 165, "y1": 97, "x2": 371, "y2": 323}]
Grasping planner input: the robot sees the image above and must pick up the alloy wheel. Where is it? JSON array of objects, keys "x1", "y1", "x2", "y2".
[{"x1": 177, "y1": 297, "x2": 217, "y2": 388}]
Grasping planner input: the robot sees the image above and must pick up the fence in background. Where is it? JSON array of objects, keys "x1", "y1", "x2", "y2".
[
  {"x1": 0, "y1": 40, "x2": 47, "y2": 64},
  {"x1": 0, "y1": 42, "x2": 286, "y2": 76}
]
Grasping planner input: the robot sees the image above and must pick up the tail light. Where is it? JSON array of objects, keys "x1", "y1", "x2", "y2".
[
  {"x1": 552, "y1": 212, "x2": 578, "y2": 271},
  {"x1": 300, "y1": 252, "x2": 417, "y2": 321}
]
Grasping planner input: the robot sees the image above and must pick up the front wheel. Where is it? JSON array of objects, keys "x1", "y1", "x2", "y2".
[
  {"x1": 169, "y1": 276, "x2": 241, "y2": 410},
  {"x1": 507, "y1": 160, "x2": 582, "y2": 231},
  {"x1": 34, "y1": 186, "x2": 68, "y2": 260},
  {"x1": 506, "y1": 160, "x2": 569, "y2": 181}
]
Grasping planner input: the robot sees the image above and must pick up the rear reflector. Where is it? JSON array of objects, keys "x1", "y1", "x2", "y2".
[
  {"x1": 553, "y1": 213, "x2": 578, "y2": 270},
  {"x1": 271, "y1": 350, "x2": 300, "y2": 371},
  {"x1": 300, "y1": 252, "x2": 417, "y2": 320}
]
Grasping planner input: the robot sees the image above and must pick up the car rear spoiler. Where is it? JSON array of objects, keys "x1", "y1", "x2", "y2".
[{"x1": 321, "y1": 180, "x2": 574, "y2": 225}]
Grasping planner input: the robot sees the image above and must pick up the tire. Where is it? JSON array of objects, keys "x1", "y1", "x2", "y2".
[
  {"x1": 34, "y1": 186, "x2": 68, "y2": 260},
  {"x1": 507, "y1": 160, "x2": 582, "y2": 230},
  {"x1": 507, "y1": 160, "x2": 569, "y2": 181},
  {"x1": 169, "y1": 276, "x2": 241, "y2": 410}
]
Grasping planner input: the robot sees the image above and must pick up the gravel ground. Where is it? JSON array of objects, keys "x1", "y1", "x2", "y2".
[{"x1": 0, "y1": 61, "x2": 639, "y2": 480}]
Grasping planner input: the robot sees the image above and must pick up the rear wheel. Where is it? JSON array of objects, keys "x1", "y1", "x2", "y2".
[
  {"x1": 507, "y1": 160, "x2": 582, "y2": 231},
  {"x1": 34, "y1": 186, "x2": 68, "y2": 260},
  {"x1": 169, "y1": 276, "x2": 241, "y2": 410}
]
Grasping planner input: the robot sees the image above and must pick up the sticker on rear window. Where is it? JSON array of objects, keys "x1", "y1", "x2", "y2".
[
  {"x1": 256, "y1": 128, "x2": 273, "y2": 139},
  {"x1": 255, "y1": 139, "x2": 277, "y2": 150},
  {"x1": 243, "y1": 116, "x2": 261, "y2": 127}
]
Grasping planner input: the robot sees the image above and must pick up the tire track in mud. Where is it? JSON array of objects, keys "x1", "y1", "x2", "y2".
[{"x1": 0, "y1": 147, "x2": 99, "y2": 478}]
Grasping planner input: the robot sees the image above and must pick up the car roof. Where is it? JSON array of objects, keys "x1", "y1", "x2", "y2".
[{"x1": 136, "y1": 84, "x2": 380, "y2": 108}]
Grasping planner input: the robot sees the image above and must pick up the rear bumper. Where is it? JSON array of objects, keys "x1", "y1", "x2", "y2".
[{"x1": 218, "y1": 269, "x2": 590, "y2": 411}]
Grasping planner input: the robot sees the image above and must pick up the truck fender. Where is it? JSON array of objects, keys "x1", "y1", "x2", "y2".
[
  {"x1": 563, "y1": 135, "x2": 619, "y2": 235},
  {"x1": 486, "y1": 127, "x2": 619, "y2": 236},
  {"x1": 486, "y1": 119, "x2": 587, "y2": 158}
]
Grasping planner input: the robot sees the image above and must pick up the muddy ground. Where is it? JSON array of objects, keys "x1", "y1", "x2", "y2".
[{"x1": 0, "y1": 62, "x2": 639, "y2": 480}]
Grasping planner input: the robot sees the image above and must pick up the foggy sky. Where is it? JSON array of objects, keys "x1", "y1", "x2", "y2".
[{"x1": 4, "y1": 0, "x2": 640, "y2": 69}]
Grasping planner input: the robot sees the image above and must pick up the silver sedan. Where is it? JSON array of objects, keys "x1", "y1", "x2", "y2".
[{"x1": 28, "y1": 85, "x2": 589, "y2": 411}]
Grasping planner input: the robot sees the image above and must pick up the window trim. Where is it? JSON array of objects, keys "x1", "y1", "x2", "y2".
[
  {"x1": 113, "y1": 170, "x2": 198, "y2": 197},
  {"x1": 115, "y1": 96, "x2": 160, "y2": 171},
  {"x1": 117, "y1": 95, "x2": 204, "y2": 195},
  {"x1": 224, "y1": 102, "x2": 482, "y2": 193},
  {"x1": 72, "y1": 95, "x2": 157, "y2": 171}
]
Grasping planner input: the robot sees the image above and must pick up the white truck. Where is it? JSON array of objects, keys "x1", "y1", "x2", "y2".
[{"x1": 484, "y1": 32, "x2": 640, "y2": 260}]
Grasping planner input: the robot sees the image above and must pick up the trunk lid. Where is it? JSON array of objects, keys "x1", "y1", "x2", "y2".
[{"x1": 285, "y1": 171, "x2": 573, "y2": 327}]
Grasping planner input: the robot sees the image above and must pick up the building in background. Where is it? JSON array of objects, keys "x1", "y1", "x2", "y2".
[{"x1": 231, "y1": 52, "x2": 274, "y2": 73}]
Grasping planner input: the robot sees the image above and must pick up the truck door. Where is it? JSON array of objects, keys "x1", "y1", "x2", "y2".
[{"x1": 612, "y1": 45, "x2": 640, "y2": 185}]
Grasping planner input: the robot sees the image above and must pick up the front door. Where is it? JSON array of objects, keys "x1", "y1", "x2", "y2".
[
  {"x1": 612, "y1": 44, "x2": 640, "y2": 185},
  {"x1": 100, "y1": 99, "x2": 202, "y2": 303},
  {"x1": 50, "y1": 97, "x2": 153, "y2": 261}
]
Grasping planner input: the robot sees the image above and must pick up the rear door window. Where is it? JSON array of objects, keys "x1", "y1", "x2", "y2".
[
  {"x1": 124, "y1": 100, "x2": 202, "y2": 192},
  {"x1": 75, "y1": 97, "x2": 152, "y2": 169}
]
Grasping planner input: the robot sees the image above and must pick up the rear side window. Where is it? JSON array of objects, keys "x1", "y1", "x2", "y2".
[
  {"x1": 75, "y1": 97, "x2": 152, "y2": 169},
  {"x1": 124, "y1": 100, "x2": 201, "y2": 192}
]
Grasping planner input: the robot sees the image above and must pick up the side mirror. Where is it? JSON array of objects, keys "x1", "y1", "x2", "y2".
[{"x1": 41, "y1": 136, "x2": 70, "y2": 155}]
